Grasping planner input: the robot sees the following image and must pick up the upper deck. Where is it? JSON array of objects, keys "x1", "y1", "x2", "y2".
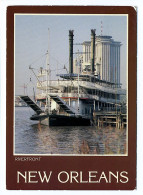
[{"x1": 37, "y1": 73, "x2": 126, "y2": 96}]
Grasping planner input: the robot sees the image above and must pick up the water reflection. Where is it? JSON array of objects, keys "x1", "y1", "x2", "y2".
[{"x1": 15, "y1": 107, "x2": 127, "y2": 155}]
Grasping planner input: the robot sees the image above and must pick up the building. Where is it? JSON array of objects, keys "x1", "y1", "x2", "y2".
[
  {"x1": 74, "y1": 35, "x2": 121, "y2": 85},
  {"x1": 15, "y1": 96, "x2": 28, "y2": 107},
  {"x1": 73, "y1": 55, "x2": 83, "y2": 74}
]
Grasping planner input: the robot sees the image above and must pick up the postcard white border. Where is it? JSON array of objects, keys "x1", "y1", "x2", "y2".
[{"x1": 13, "y1": 13, "x2": 128, "y2": 157}]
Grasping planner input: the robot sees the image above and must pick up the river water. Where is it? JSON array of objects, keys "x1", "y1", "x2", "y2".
[{"x1": 15, "y1": 107, "x2": 127, "y2": 155}]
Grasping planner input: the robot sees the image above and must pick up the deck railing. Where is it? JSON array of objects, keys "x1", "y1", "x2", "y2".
[{"x1": 37, "y1": 80, "x2": 126, "y2": 95}]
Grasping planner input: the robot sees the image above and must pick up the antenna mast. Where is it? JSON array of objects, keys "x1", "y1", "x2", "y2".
[
  {"x1": 101, "y1": 21, "x2": 103, "y2": 36},
  {"x1": 19, "y1": 84, "x2": 27, "y2": 95},
  {"x1": 45, "y1": 28, "x2": 50, "y2": 114}
]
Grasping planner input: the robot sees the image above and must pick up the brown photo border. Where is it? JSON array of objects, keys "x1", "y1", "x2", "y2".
[{"x1": 6, "y1": 6, "x2": 137, "y2": 190}]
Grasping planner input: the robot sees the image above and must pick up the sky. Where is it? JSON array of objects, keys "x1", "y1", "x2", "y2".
[{"x1": 15, "y1": 14, "x2": 127, "y2": 95}]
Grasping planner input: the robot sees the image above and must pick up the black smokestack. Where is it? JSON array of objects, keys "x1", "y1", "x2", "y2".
[
  {"x1": 69, "y1": 30, "x2": 74, "y2": 74},
  {"x1": 91, "y1": 29, "x2": 96, "y2": 74}
]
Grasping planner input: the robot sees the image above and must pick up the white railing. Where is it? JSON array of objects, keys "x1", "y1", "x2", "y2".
[{"x1": 37, "y1": 80, "x2": 126, "y2": 95}]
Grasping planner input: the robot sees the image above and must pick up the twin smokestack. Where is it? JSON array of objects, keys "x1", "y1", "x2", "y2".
[
  {"x1": 69, "y1": 29, "x2": 96, "y2": 74},
  {"x1": 69, "y1": 30, "x2": 74, "y2": 74}
]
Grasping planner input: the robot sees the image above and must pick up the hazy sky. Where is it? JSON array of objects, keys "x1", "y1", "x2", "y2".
[{"x1": 15, "y1": 14, "x2": 127, "y2": 95}]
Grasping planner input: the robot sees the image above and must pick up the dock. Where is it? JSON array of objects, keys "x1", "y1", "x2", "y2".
[{"x1": 93, "y1": 111, "x2": 127, "y2": 129}]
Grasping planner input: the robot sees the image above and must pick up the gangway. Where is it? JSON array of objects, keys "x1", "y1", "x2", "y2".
[
  {"x1": 20, "y1": 96, "x2": 43, "y2": 115},
  {"x1": 49, "y1": 95, "x2": 79, "y2": 115}
]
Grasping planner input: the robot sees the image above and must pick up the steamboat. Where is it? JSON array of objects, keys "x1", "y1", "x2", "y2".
[{"x1": 20, "y1": 29, "x2": 126, "y2": 126}]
